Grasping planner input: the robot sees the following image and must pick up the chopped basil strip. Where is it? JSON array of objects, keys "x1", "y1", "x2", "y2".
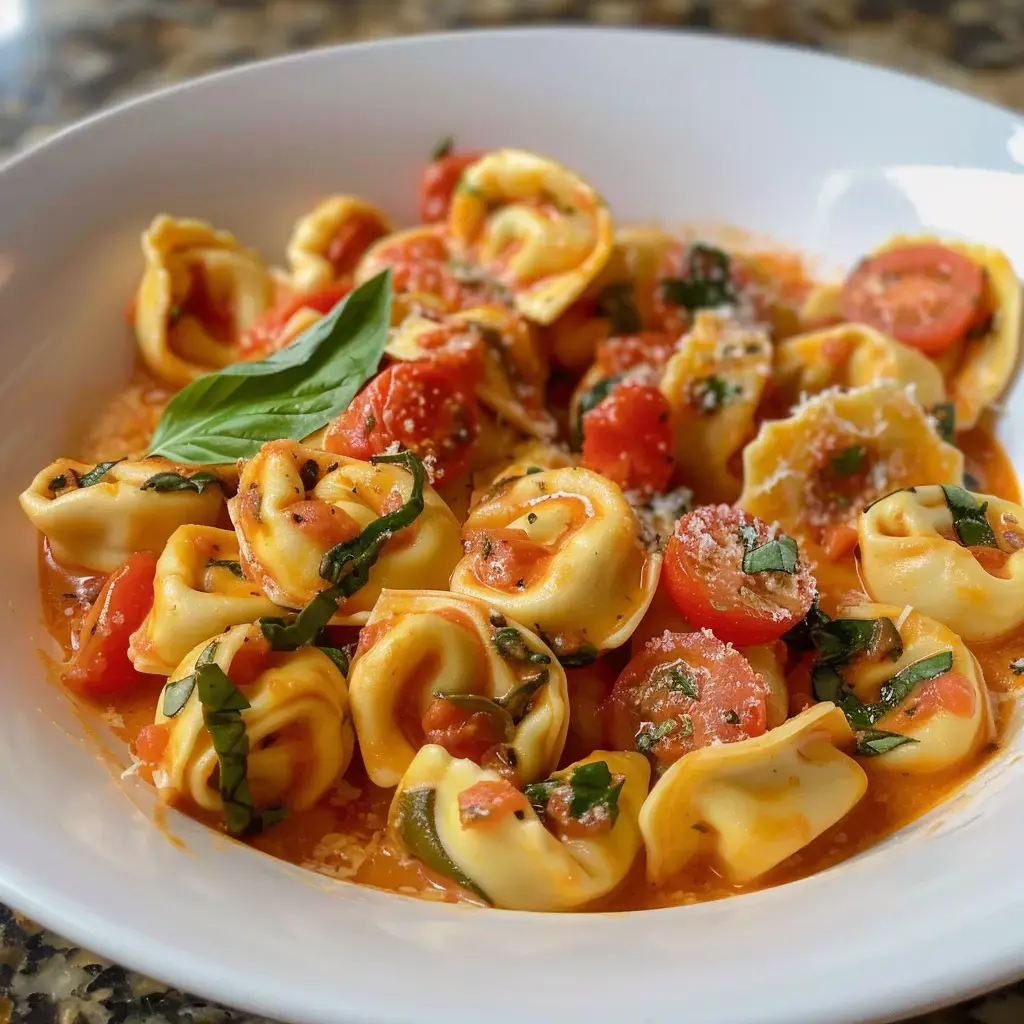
[
  {"x1": 595, "y1": 281, "x2": 641, "y2": 336},
  {"x1": 1012, "y1": 657, "x2": 1024, "y2": 675},
  {"x1": 741, "y1": 527, "x2": 798, "y2": 574},
  {"x1": 555, "y1": 643, "x2": 599, "y2": 668},
  {"x1": 781, "y1": 599, "x2": 831, "y2": 653},
  {"x1": 635, "y1": 718, "x2": 678, "y2": 753},
  {"x1": 854, "y1": 728, "x2": 919, "y2": 757},
  {"x1": 162, "y1": 640, "x2": 218, "y2": 717},
  {"x1": 829, "y1": 444, "x2": 867, "y2": 477},
  {"x1": 566, "y1": 760, "x2": 623, "y2": 823},
  {"x1": 654, "y1": 663, "x2": 698, "y2": 700},
  {"x1": 678, "y1": 712, "x2": 694, "y2": 736},
  {"x1": 525, "y1": 466, "x2": 543, "y2": 475},
  {"x1": 879, "y1": 651, "x2": 954, "y2": 710},
  {"x1": 862, "y1": 486, "x2": 914, "y2": 514},
  {"x1": 523, "y1": 778, "x2": 557, "y2": 816},
  {"x1": 435, "y1": 691, "x2": 514, "y2": 741},
  {"x1": 930, "y1": 402, "x2": 956, "y2": 444},
  {"x1": 660, "y1": 243, "x2": 736, "y2": 311},
  {"x1": 491, "y1": 626, "x2": 551, "y2": 665},
  {"x1": 573, "y1": 374, "x2": 624, "y2": 449},
  {"x1": 318, "y1": 645, "x2": 352, "y2": 676},
  {"x1": 814, "y1": 617, "x2": 903, "y2": 666},
  {"x1": 941, "y1": 484, "x2": 998, "y2": 549},
  {"x1": 692, "y1": 374, "x2": 741, "y2": 415},
  {"x1": 75, "y1": 460, "x2": 124, "y2": 488},
  {"x1": 206, "y1": 558, "x2": 246, "y2": 579},
  {"x1": 431, "y1": 135, "x2": 454, "y2": 161},
  {"x1": 259, "y1": 450, "x2": 425, "y2": 649},
  {"x1": 396, "y1": 787, "x2": 488, "y2": 900},
  {"x1": 496, "y1": 671, "x2": 548, "y2": 723},
  {"x1": 140, "y1": 470, "x2": 223, "y2": 494}
]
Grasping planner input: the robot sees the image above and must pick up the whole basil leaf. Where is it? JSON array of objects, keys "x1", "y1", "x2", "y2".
[{"x1": 147, "y1": 271, "x2": 391, "y2": 464}]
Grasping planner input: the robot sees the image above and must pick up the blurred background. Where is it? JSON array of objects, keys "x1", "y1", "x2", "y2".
[{"x1": 2, "y1": 0, "x2": 1024, "y2": 160}]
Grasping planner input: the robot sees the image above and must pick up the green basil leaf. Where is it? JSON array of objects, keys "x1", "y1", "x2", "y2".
[
  {"x1": 829, "y1": 444, "x2": 867, "y2": 477},
  {"x1": 395, "y1": 787, "x2": 488, "y2": 901},
  {"x1": 206, "y1": 558, "x2": 246, "y2": 579},
  {"x1": 140, "y1": 470, "x2": 223, "y2": 494},
  {"x1": 523, "y1": 779, "x2": 557, "y2": 816},
  {"x1": 635, "y1": 718, "x2": 678, "y2": 754},
  {"x1": 567, "y1": 760, "x2": 623, "y2": 824},
  {"x1": 660, "y1": 243, "x2": 736, "y2": 311},
  {"x1": 317, "y1": 645, "x2": 352, "y2": 676},
  {"x1": 741, "y1": 532, "x2": 798, "y2": 574},
  {"x1": 162, "y1": 639, "x2": 218, "y2": 717},
  {"x1": 595, "y1": 281, "x2": 641, "y2": 336},
  {"x1": 854, "y1": 728, "x2": 919, "y2": 757},
  {"x1": 930, "y1": 402, "x2": 956, "y2": 444},
  {"x1": 555, "y1": 643, "x2": 600, "y2": 668},
  {"x1": 941, "y1": 484, "x2": 998, "y2": 548},
  {"x1": 653, "y1": 663, "x2": 698, "y2": 700},
  {"x1": 781, "y1": 600, "x2": 832, "y2": 654},
  {"x1": 573, "y1": 374, "x2": 624, "y2": 450},
  {"x1": 491, "y1": 627, "x2": 551, "y2": 665},
  {"x1": 815, "y1": 617, "x2": 903, "y2": 666},
  {"x1": 148, "y1": 271, "x2": 391, "y2": 464},
  {"x1": 496, "y1": 670, "x2": 548, "y2": 723},
  {"x1": 74, "y1": 460, "x2": 124, "y2": 488},
  {"x1": 878, "y1": 651, "x2": 954, "y2": 709},
  {"x1": 692, "y1": 374, "x2": 741, "y2": 415},
  {"x1": 434, "y1": 691, "x2": 515, "y2": 741}
]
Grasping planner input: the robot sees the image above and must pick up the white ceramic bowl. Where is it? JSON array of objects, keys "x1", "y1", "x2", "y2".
[{"x1": 1, "y1": 27, "x2": 1023, "y2": 1024}]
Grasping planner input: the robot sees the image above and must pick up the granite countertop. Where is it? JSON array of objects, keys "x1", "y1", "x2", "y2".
[{"x1": 4, "y1": 2, "x2": 1024, "y2": 1023}]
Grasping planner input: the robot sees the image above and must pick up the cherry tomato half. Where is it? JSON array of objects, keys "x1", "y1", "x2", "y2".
[
  {"x1": 664, "y1": 505, "x2": 817, "y2": 646},
  {"x1": 325, "y1": 214, "x2": 388, "y2": 278},
  {"x1": 606, "y1": 630, "x2": 768, "y2": 771},
  {"x1": 323, "y1": 354, "x2": 482, "y2": 482},
  {"x1": 840, "y1": 244, "x2": 987, "y2": 356},
  {"x1": 580, "y1": 381, "x2": 674, "y2": 495},
  {"x1": 62, "y1": 551, "x2": 158, "y2": 701},
  {"x1": 418, "y1": 151, "x2": 483, "y2": 223}
]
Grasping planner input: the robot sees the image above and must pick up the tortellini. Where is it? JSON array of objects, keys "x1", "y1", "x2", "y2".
[
  {"x1": 639, "y1": 703, "x2": 866, "y2": 884},
  {"x1": 385, "y1": 305, "x2": 556, "y2": 439},
  {"x1": 390, "y1": 745, "x2": 649, "y2": 910},
  {"x1": 348, "y1": 589, "x2": 568, "y2": 787},
  {"x1": 228, "y1": 440, "x2": 462, "y2": 622},
  {"x1": 449, "y1": 467, "x2": 661, "y2": 655},
  {"x1": 154, "y1": 624, "x2": 354, "y2": 814},
  {"x1": 859, "y1": 486, "x2": 1024, "y2": 641},
  {"x1": 448, "y1": 149, "x2": 614, "y2": 325},
  {"x1": 469, "y1": 439, "x2": 574, "y2": 509},
  {"x1": 738, "y1": 384, "x2": 963, "y2": 563},
  {"x1": 19, "y1": 457, "x2": 225, "y2": 573},
  {"x1": 801, "y1": 235, "x2": 1021, "y2": 430},
  {"x1": 659, "y1": 311, "x2": 772, "y2": 504},
  {"x1": 129, "y1": 525, "x2": 283, "y2": 676},
  {"x1": 836, "y1": 603, "x2": 993, "y2": 772},
  {"x1": 285, "y1": 195, "x2": 392, "y2": 293},
  {"x1": 133, "y1": 215, "x2": 273, "y2": 385},
  {"x1": 773, "y1": 323, "x2": 946, "y2": 412}
]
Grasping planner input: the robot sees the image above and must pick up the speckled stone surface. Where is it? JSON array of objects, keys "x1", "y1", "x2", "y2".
[{"x1": 4, "y1": 2, "x2": 1024, "y2": 1022}]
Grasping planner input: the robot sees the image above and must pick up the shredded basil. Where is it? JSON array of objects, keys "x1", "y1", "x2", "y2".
[
  {"x1": 206, "y1": 558, "x2": 246, "y2": 579},
  {"x1": 395, "y1": 787, "x2": 488, "y2": 900},
  {"x1": 318, "y1": 645, "x2": 352, "y2": 676},
  {"x1": 678, "y1": 712, "x2": 694, "y2": 736},
  {"x1": 435, "y1": 691, "x2": 514, "y2": 741},
  {"x1": 259, "y1": 450, "x2": 425, "y2": 649},
  {"x1": 659, "y1": 243, "x2": 737, "y2": 311},
  {"x1": 140, "y1": 470, "x2": 223, "y2": 494},
  {"x1": 491, "y1": 626, "x2": 551, "y2": 665},
  {"x1": 941, "y1": 484, "x2": 998, "y2": 548},
  {"x1": 654, "y1": 663, "x2": 698, "y2": 700},
  {"x1": 930, "y1": 402, "x2": 956, "y2": 444},
  {"x1": 497, "y1": 671, "x2": 548, "y2": 722},
  {"x1": 829, "y1": 445, "x2": 867, "y2": 477},
  {"x1": 692, "y1": 374, "x2": 741, "y2": 415},
  {"x1": 525, "y1": 466, "x2": 543, "y2": 475},
  {"x1": 635, "y1": 719, "x2": 678, "y2": 753},
  {"x1": 75, "y1": 460, "x2": 124, "y2": 488},
  {"x1": 431, "y1": 135, "x2": 454, "y2": 161},
  {"x1": 740, "y1": 526, "x2": 798, "y2": 574},
  {"x1": 595, "y1": 281, "x2": 641, "y2": 336},
  {"x1": 814, "y1": 617, "x2": 903, "y2": 666},
  {"x1": 854, "y1": 728, "x2": 919, "y2": 757},
  {"x1": 555, "y1": 643, "x2": 599, "y2": 668},
  {"x1": 162, "y1": 640, "x2": 218, "y2": 718},
  {"x1": 524, "y1": 760, "x2": 623, "y2": 825}
]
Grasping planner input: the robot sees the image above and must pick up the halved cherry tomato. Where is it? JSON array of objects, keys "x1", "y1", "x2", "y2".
[
  {"x1": 238, "y1": 284, "x2": 350, "y2": 359},
  {"x1": 323, "y1": 355, "x2": 482, "y2": 482},
  {"x1": 664, "y1": 505, "x2": 817, "y2": 646},
  {"x1": 606, "y1": 630, "x2": 768, "y2": 771},
  {"x1": 595, "y1": 331, "x2": 677, "y2": 377},
  {"x1": 419, "y1": 151, "x2": 483, "y2": 223},
  {"x1": 325, "y1": 215, "x2": 387, "y2": 278},
  {"x1": 840, "y1": 244, "x2": 987, "y2": 356},
  {"x1": 458, "y1": 779, "x2": 529, "y2": 829},
  {"x1": 62, "y1": 552, "x2": 158, "y2": 701},
  {"x1": 421, "y1": 695, "x2": 505, "y2": 764},
  {"x1": 463, "y1": 527, "x2": 551, "y2": 593},
  {"x1": 580, "y1": 381, "x2": 674, "y2": 495}
]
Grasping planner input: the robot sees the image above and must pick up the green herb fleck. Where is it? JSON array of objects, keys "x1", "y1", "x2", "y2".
[
  {"x1": 75, "y1": 460, "x2": 124, "y2": 488},
  {"x1": 692, "y1": 374, "x2": 741, "y2": 415},
  {"x1": 140, "y1": 470, "x2": 223, "y2": 494},
  {"x1": 492, "y1": 626, "x2": 551, "y2": 665},
  {"x1": 930, "y1": 402, "x2": 956, "y2": 444},
  {"x1": 206, "y1": 558, "x2": 246, "y2": 579},
  {"x1": 595, "y1": 281, "x2": 641, "y2": 336},
  {"x1": 660, "y1": 244, "x2": 737, "y2": 311},
  {"x1": 431, "y1": 135, "x2": 454, "y2": 161},
  {"x1": 829, "y1": 444, "x2": 867, "y2": 477},
  {"x1": 854, "y1": 728, "x2": 919, "y2": 757},
  {"x1": 654, "y1": 663, "x2": 698, "y2": 700},
  {"x1": 941, "y1": 484, "x2": 998, "y2": 549},
  {"x1": 635, "y1": 718, "x2": 678, "y2": 753}
]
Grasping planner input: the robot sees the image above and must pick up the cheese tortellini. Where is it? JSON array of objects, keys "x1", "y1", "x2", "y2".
[
  {"x1": 835, "y1": 603, "x2": 993, "y2": 772},
  {"x1": 739, "y1": 384, "x2": 963, "y2": 562},
  {"x1": 773, "y1": 323, "x2": 946, "y2": 412},
  {"x1": 640, "y1": 703, "x2": 866, "y2": 884},
  {"x1": 659, "y1": 311, "x2": 772, "y2": 504},
  {"x1": 859, "y1": 486, "x2": 1024, "y2": 641},
  {"x1": 348, "y1": 589, "x2": 568, "y2": 786},
  {"x1": 385, "y1": 305, "x2": 556, "y2": 439},
  {"x1": 390, "y1": 746, "x2": 649, "y2": 910},
  {"x1": 448, "y1": 149, "x2": 614, "y2": 325},
  {"x1": 285, "y1": 195, "x2": 392, "y2": 292},
  {"x1": 450, "y1": 467, "x2": 661, "y2": 655},
  {"x1": 154, "y1": 624, "x2": 354, "y2": 814},
  {"x1": 20, "y1": 457, "x2": 225, "y2": 573},
  {"x1": 228, "y1": 440, "x2": 461, "y2": 622},
  {"x1": 129, "y1": 525, "x2": 283, "y2": 676},
  {"x1": 133, "y1": 215, "x2": 273, "y2": 385}
]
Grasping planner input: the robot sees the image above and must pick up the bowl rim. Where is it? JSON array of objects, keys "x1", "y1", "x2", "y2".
[{"x1": 3, "y1": 25, "x2": 1024, "y2": 1024}]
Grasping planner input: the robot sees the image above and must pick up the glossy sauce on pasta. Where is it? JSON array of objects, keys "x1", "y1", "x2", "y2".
[{"x1": 25, "y1": 148, "x2": 1024, "y2": 913}]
